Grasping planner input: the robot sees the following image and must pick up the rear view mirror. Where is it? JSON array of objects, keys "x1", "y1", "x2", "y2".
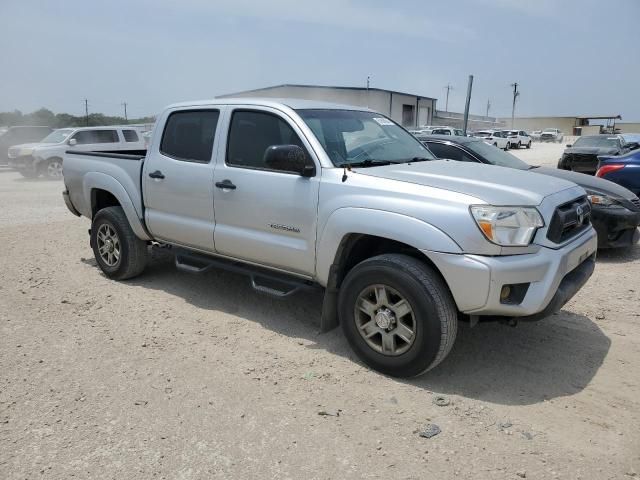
[
  {"x1": 68, "y1": 138, "x2": 77, "y2": 146},
  {"x1": 263, "y1": 145, "x2": 315, "y2": 177}
]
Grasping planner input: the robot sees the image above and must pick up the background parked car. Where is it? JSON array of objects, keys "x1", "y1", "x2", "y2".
[
  {"x1": 540, "y1": 128, "x2": 564, "y2": 143},
  {"x1": 558, "y1": 134, "x2": 639, "y2": 175},
  {"x1": 470, "y1": 130, "x2": 509, "y2": 150},
  {"x1": 530, "y1": 130, "x2": 542, "y2": 142},
  {"x1": 8, "y1": 126, "x2": 146, "y2": 179},
  {"x1": 504, "y1": 130, "x2": 532, "y2": 149},
  {"x1": 0, "y1": 126, "x2": 52, "y2": 166},
  {"x1": 423, "y1": 135, "x2": 640, "y2": 248},
  {"x1": 597, "y1": 148, "x2": 640, "y2": 198}
]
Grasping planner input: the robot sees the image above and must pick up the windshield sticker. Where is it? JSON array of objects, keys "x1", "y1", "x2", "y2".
[{"x1": 373, "y1": 117, "x2": 394, "y2": 126}]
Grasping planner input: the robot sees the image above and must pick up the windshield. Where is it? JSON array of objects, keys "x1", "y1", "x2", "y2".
[
  {"x1": 573, "y1": 136, "x2": 620, "y2": 148},
  {"x1": 40, "y1": 129, "x2": 74, "y2": 143},
  {"x1": 474, "y1": 131, "x2": 491, "y2": 136},
  {"x1": 465, "y1": 140, "x2": 531, "y2": 170},
  {"x1": 296, "y1": 109, "x2": 434, "y2": 166}
]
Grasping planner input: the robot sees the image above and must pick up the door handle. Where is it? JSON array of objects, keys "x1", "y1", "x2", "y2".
[
  {"x1": 215, "y1": 179, "x2": 236, "y2": 190},
  {"x1": 149, "y1": 170, "x2": 165, "y2": 179}
]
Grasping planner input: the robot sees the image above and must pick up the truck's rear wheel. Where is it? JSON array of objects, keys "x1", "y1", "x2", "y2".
[
  {"x1": 338, "y1": 254, "x2": 457, "y2": 377},
  {"x1": 91, "y1": 207, "x2": 148, "y2": 280}
]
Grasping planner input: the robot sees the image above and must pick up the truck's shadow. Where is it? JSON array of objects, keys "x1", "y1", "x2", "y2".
[
  {"x1": 596, "y1": 243, "x2": 640, "y2": 263},
  {"x1": 119, "y1": 249, "x2": 610, "y2": 407}
]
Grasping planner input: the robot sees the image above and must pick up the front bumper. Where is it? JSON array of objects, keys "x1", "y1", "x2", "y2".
[
  {"x1": 591, "y1": 206, "x2": 640, "y2": 248},
  {"x1": 7, "y1": 155, "x2": 36, "y2": 171},
  {"x1": 426, "y1": 227, "x2": 597, "y2": 319}
]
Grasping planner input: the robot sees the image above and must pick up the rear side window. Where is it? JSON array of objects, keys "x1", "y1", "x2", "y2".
[
  {"x1": 427, "y1": 142, "x2": 477, "y2": 162},
  {"x1": 122, "y1": 129, "x2": 139, "y2": 142},
  {"x1": 226, "y1": 110, "x2": 307, "y2": 171},
  {"x1": 72, "y1": 130, "x2": 119, "y2": 144},
  {"x1": 160, "y1": 110, "x2": 219, "y2": 162}
]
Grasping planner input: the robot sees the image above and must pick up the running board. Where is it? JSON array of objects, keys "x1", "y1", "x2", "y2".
[{"x1": 174, "y1": 250, "x2": 316, "y2": 298}]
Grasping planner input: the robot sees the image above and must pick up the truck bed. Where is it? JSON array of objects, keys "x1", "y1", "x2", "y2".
[{"x1": 63, "y1": 149, "x2": 147, "y2": 222}]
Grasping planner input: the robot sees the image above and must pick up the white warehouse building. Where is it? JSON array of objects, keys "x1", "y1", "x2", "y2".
[{"x1": 218, "y1": 84, "x2": 437, "y2": 128}]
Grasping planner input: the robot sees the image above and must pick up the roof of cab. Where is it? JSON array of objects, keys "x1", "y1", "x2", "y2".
[{"x1": 165, "y1": 97, "x2": 373, "y2": 112}]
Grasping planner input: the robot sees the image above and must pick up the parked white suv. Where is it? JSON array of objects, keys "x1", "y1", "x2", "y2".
[
  {"x1": 473, "y1": 130, "x2": 509, "y2": 150},
  {"x1": 505, "y1": 130, "x2": 532, "y2": 149},
  {"x1": 8, "y1": 126, "x2": 146, "y2": 178}
]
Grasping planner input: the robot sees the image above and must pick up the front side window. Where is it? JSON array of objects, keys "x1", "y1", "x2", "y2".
[
  {"x1": 160, "y1": 110, "x2": 219, "y2": 162},
  {"x1": 297, "y1": 109, "x2": 433, "y2": 166},
  {"x1": 226, "y1": 110, "x2": 307, "y2": 170},
  {"x1": 122, "y1": 129, "x2": 139, "y2": 142}
]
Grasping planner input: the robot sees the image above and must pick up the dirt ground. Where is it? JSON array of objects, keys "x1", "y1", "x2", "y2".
[{"x1": 1, "y1": 145, "x2": 639, "y2": 479}]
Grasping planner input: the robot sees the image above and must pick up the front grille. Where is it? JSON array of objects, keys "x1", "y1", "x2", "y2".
[
  {"x1": 541, "y1": 134, "x2": 554, "y2": 139},
  {"x1": 547, "y1": 196, "x2": 592, "y2": 244}
]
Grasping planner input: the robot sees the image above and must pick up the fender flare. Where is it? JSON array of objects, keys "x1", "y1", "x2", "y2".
[
  {"x1": 315, "y1": 207, "x2": 462, "y2": 286},
  {"x1": 82, "y1": 172, "x2": 151, "y2": 241}
]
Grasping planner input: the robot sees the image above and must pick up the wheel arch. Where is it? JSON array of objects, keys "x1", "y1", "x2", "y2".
[
  {"x1": 317, "y1": 208, "x2": 462, "y2": 331},
  {"x1": 83, "y1": 172, "x2": 151, "y2": 241}
]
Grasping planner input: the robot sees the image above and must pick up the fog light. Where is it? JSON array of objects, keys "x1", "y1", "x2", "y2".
[
  {"x1": 499, "y1": 283, "x2": 530, "y2": 305},
  {"x1": 500, "y1": 286, "x2": 511, "y2": 301}
]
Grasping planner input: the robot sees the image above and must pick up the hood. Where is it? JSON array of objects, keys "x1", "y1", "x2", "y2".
[
  {"x1": 534, "y1": 166, "x2": 637, "y2": 201},
  {"x1": 564, "y1": 146, "x2": 619, "y2": 155},
  {"x1": 354, "y1": 160, "x2": 577, "y2": 206}
]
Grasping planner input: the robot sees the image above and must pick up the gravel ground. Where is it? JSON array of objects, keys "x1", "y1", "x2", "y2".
[{"x1": 1, "y1": 151, "x2": 639, "y2": 479}]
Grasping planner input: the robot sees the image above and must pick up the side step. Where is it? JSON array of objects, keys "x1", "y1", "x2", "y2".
[{"x1": 174, "y1": 250, "x2": 317, "y2": 298}]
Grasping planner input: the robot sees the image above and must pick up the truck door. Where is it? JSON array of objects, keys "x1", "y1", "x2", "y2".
[
  {"x1": 212, "y1": 107, "x2": 320, "y2": 276},
  {"x1": 143, "y1": 108, "x2": 221, "y2": 252}
]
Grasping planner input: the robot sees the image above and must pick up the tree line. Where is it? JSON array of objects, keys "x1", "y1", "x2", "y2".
[{"x1": 0, "y1": 108, "x2": 155, "y2": 128}]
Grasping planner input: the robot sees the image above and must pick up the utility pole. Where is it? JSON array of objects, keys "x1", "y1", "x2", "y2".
[
  {"x1": 510, "y1": 82, "x2": 519, "y2": 128},
  {"x1": 84, "y1": 99, "x2": 89, "y2": 126},
  {"x1": 366, "y1": 75, "x2": 370, "y2": 108},
  {"x1": 122, "y1": 102, "x2": 128, "y2": 123},
  {"x1": 444, "y1": 84, "x2": 453, "y2": 112},
  {"x1": 486, "y1": 99, "x2": 491, "y2": 118},
  {"x1": 462, "y1": 75, "x2": 473, "y2": 135}
]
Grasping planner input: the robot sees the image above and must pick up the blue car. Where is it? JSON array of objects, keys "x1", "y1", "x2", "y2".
[{"x1": 597, "y1": 149, "x2": 640, "y2": 197}]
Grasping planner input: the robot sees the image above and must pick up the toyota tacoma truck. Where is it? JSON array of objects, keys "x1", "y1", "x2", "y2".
[{"x1": 62, "y1": 99, "x2": 597, "y2": 377}]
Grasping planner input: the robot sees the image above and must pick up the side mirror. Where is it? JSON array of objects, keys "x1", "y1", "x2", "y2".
[
  {"x1": 68, "y1": 138, "x2": 77, "y2": 146},
  {"x1": 263, "y1": 145, "x2": 315, "y2": 177},
  {"x1": 566, "y1": 144, "x2": 572, "y2": 148}
]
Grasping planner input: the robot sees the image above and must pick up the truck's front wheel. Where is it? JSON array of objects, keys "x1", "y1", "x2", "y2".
[
  {"x1": 91, "y1": 207, "x2": 148, "y2": 280},
  {"x1": 338, "y1": 254, "x2": 457, "y2": 377}
]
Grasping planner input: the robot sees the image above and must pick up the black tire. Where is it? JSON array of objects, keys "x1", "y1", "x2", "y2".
[
  {"x1": 526, "y1": 141, "x2": 531, "y2": 149},
  {"x1": 493, "y1": 142, "x2": 498, "y2": 147},
  {"x1": 338, "y1": 254, "x2": 458, "y2": 377},
  {"x1": 504, "y1": 143, "x2": 509, "y2": 151},
  {"x1": 19, "y1": 170, "x2": 39, "y2": 178},
  {"x1": 517, "y1": 141, "x2": 521, "y2": 149},
  {"x1": 91, "y1": 206, "x2": 148, "y2": 280}
]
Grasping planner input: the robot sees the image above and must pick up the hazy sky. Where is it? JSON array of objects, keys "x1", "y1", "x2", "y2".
[{"x1": 1, "y1": 0, "x2": 639, "y2": 120}]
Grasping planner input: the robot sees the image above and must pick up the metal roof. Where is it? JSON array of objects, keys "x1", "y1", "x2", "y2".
[{"x1": 218, "y1": 84, "x2": 437, "y2": 101}]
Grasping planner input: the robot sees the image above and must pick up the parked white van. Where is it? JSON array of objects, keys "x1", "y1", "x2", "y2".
[{"x1": 8, "y1": 126, "x2": 146, "y2": 178}]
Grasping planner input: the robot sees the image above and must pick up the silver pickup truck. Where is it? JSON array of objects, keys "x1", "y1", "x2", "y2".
[{"x1": 62, "y1": 98, "x2": 597, "y2": 377}]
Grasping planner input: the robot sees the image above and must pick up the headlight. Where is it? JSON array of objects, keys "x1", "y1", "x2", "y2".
[
  {"x1": 470, "y1": 205, "x2": 544, "y2": 246},
  {"x1": 587, "y1": 193, "x2": 620, "y2": 207}
]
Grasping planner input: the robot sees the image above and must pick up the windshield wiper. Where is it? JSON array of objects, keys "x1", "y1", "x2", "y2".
[
  {"x1": 408, "y1": 157, "x2": 431, "y2": 163},
  {"x1": 338, "y1": 159, "x2": 398, "y2": 168}
]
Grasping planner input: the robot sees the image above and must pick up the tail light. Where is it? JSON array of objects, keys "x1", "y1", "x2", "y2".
[{"x1": 596, "y1": 164, "x2": 624, "y2": 177}]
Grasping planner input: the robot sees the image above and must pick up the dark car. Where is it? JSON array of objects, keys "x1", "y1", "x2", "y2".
[
  {"x1": 596, "y1": 149, "x2": 640, "y2": 198},
  {"x1": 0, "y1": 126, "x2": 52, "y2": 166},
  {"x1": 419, "y1": 135, "x2": 640, "y2": 248},
  {"x1": 558, "y1": 134, "x2": 639, "y2": 175}
]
